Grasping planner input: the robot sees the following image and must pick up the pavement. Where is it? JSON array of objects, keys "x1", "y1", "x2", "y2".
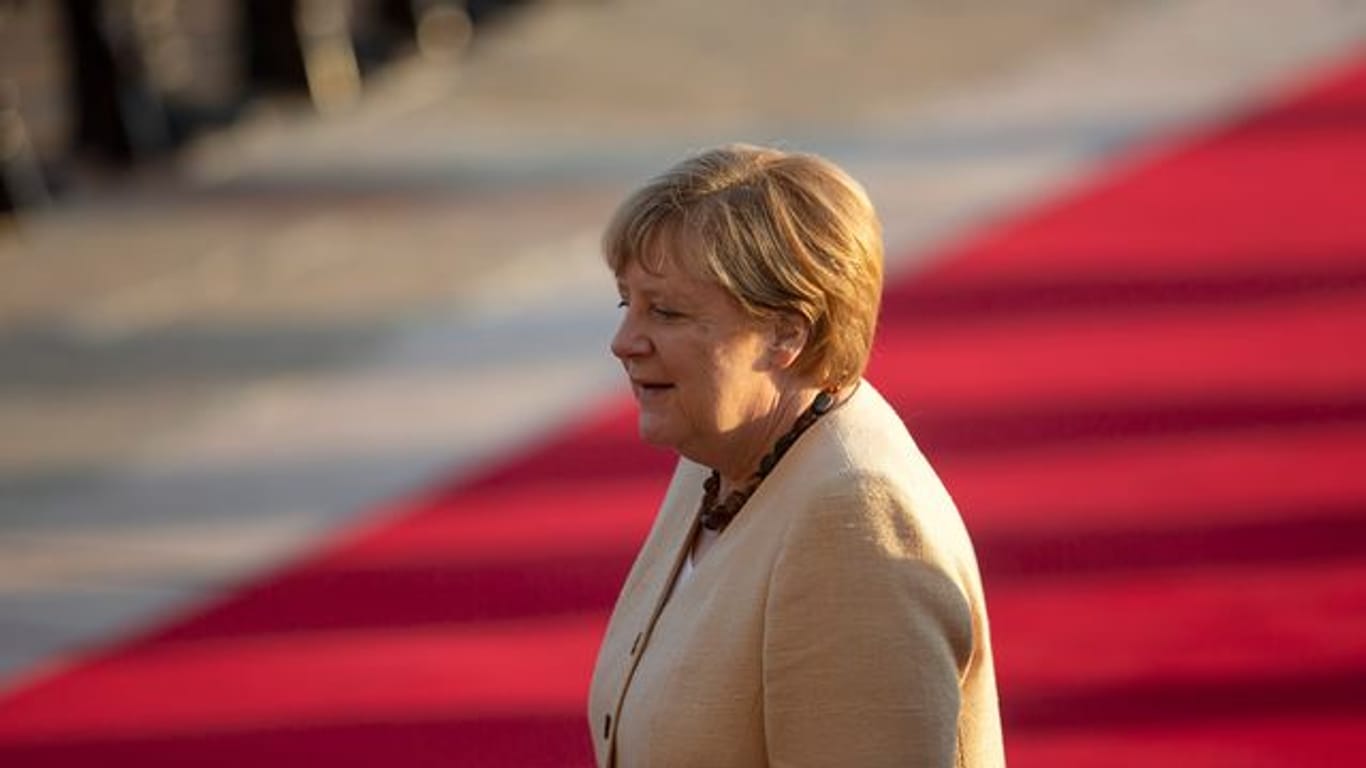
[{"x1": 2, "y1": 0, "x2": 1365, "y2": 690}]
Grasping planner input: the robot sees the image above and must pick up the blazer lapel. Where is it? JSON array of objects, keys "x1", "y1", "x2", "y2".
[{"x1": 601, "y1": 459, "x2": 705, "y2": 766}]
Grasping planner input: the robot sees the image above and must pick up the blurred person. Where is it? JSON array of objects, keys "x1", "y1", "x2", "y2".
[{"x1": 588, "y1": 145, "x2": 1004, "y2": 767}]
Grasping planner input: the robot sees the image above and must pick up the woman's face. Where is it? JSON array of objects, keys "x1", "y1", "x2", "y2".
[{"x1": 611, "y1": 254, "x2": 782, "y2": 471}]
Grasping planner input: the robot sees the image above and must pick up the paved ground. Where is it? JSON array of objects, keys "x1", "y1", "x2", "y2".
[{"x1": 2, "y1": 0, "x2": 1364, "y2": 689}]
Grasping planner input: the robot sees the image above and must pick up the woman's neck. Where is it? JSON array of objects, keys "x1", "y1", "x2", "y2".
[{"x1": 715, "y1": 385, "x2": 823, "y2": 494}]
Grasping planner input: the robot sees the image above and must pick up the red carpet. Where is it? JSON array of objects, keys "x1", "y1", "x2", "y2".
[{"x1": 3, "y1": 53, "x2": 1366, "y2": 765}]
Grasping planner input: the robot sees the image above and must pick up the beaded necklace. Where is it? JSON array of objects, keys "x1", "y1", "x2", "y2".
[{"x1": 698, "y1": 390, "x2": 835, "y2": 532}]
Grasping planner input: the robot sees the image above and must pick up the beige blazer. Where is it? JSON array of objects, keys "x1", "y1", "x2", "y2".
[{"x1": 588, "y1": 381, "x2": 1005, "y2": 767}]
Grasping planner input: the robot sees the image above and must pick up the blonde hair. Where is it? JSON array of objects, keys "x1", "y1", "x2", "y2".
[{"x1": 604, "y1": 144, "x2": 884, "y2": 389}]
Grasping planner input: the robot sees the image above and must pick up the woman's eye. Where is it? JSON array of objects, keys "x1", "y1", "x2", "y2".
[
  {"x1": 650, "y1": 306, "x2": 681, "y2": 319},
  {"x1": 616, "y1": 299, "x2": 628, "y2": 309}
]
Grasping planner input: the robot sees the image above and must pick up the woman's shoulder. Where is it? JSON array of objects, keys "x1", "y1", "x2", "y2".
[
  {"x1": 777, "y1": 380, "x2": 977, "y2": 572},
  {"x1": 791, "y1": 380, "x2": 937, "y2": 501}
]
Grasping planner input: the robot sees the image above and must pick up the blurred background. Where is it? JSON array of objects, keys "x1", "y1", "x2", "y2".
[{"x1": 1, "y1": 0, "x2": 1365, "y2": 765}]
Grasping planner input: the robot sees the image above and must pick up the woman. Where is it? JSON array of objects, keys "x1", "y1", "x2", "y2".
[{"x1": 588, "y1": 145, "x2": 1004, "y2": 767}]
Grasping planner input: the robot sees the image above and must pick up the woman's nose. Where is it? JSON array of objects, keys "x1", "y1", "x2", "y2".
[{"x1": 611, "y1": 312, "x2": 652, "y2": 360}]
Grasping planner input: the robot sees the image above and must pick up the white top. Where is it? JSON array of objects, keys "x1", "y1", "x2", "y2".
[{"x1": 666, "y1": 527, "x2": 708, "y2": 602}]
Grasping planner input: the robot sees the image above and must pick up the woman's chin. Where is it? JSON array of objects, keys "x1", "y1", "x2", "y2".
[{"x1": 636, "y1": 416, "x2": 678, "y2": 450}]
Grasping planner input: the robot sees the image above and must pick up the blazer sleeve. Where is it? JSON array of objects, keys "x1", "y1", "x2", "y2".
[{"x1": 762, "y1": 473, "x2": 976, "y2": 767}]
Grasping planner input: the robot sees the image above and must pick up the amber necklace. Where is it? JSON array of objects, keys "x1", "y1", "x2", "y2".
[{"x1": 698, "y1": 390, "x2": 835, "y2": 532}]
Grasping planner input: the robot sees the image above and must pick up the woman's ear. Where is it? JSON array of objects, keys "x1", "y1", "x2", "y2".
[{"x1": 767, "y1": 313, "x2": 810, "y2": 370}]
